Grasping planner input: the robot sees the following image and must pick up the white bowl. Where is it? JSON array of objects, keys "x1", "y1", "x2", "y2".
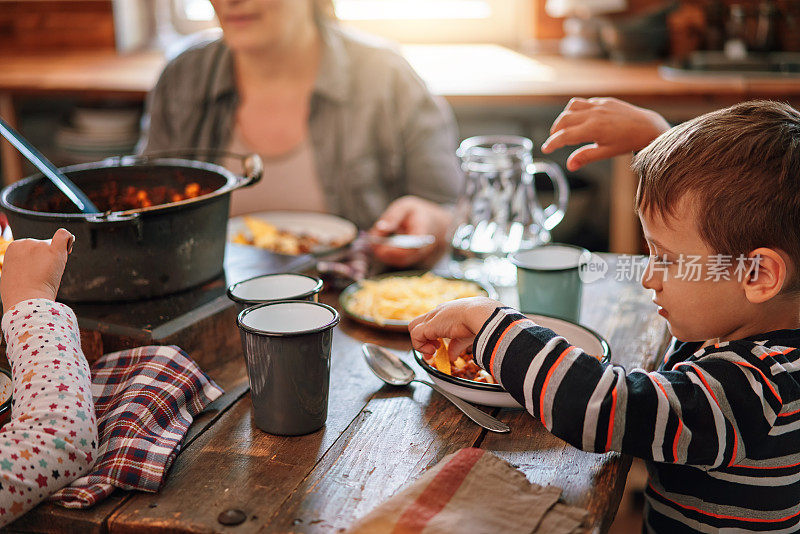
[{"x1": 414, "y1": 313, "x2": 610, "y2": 408}]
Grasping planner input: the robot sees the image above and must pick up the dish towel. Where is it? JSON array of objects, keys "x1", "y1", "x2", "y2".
[
  {"x1": 348, "y1": 448, "x2": 590, "y2": 534},
  {"x1": 48, "y1": 345, "x2": 223, "y2": 508}
]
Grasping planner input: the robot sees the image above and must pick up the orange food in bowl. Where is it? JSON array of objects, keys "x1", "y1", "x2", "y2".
[
  {"x1": 423, "y1": 339, "x2": 496, "y2": 384},
  {"x1": 433, "y1": 343, "x2": 451, "y2": 375}
]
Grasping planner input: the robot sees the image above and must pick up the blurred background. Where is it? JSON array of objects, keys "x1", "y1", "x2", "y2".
[{"x1": 2, "y1": 0, "x2": 800, "y2": 254}]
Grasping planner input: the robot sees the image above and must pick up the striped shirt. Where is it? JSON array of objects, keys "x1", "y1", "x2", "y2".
[{"x1": 475, "y1": 307, "x2": 800, "y2": 533}]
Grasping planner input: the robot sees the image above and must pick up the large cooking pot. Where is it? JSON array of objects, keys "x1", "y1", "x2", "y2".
[{"x1": 1, "y1": 153, "x2": 262, "y2": 302}]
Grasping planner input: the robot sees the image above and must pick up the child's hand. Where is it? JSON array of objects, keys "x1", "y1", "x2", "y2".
[
  {"x1": 1, "y1": 228, "x2": 74, "y2": 314},
  {"x1": 541, "y1": 97, "x2": 670, "y2": 171},
  {"x1": 408, "y1": 297, "x2": 502, "y2": 358}
]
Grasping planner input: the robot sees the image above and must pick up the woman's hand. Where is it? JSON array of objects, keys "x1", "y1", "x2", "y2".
[
  {"x1": 408, "y1": 297, "x2": 502, "y2": 359},
  {"x1": 369, "y1": 195, "x2": 452, "y2": 268},
  {"x1": 542, "y1": 97, "x2": 671, "y2": 171},
  {"x1": 1, "y1": 228, "x2": 74, "y2": 314}
]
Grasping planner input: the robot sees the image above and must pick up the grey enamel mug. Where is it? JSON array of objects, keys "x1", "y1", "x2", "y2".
[
  {"x1": 237, "y1": 300, "x2": 340, "y2": 435},
  {"x1": 510, "y1": 244, "x2": 590, "y2": 323},
  {"x1": 227, "y1": 273, "x2": 323, "y2": 312}
]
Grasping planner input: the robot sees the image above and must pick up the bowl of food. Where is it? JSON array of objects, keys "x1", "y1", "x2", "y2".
[
  {"x1": 340, "y1": 271, "x2": 495, "y2": 332},
  {"x1": 413, "y1": 314, "x2": 611, "y2": 408},
  {"x1": 0, "y1": 367, "x2": 12, "y2": 427}
]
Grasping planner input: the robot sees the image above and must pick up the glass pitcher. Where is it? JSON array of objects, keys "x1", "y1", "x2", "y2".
[{"x1": 450, "y1": 135, "x2": 569, "y2": 285}]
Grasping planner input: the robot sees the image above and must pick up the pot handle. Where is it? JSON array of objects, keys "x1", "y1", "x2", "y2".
[{"x1": 239, "y1": 154, "x2": 263, "y2": 188}]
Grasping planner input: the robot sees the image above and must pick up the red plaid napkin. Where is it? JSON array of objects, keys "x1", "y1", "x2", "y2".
[{"x1": 48, "y1": 345, "x2": 223, "y2": 508}]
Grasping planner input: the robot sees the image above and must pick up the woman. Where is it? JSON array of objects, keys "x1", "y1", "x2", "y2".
[{"x1": 138, "y1": 0, "x2": 462, "y2": 267}]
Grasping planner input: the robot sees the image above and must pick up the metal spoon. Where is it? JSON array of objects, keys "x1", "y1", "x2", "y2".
[
  {"x1": 367, "y1": 233, "x2": 436, "y2": 249},
  {"x1": 362, "y1": 343, "x2": 510, "y2": 433},
  {"x1": 0, "y1": 116, "x2": 99, "y2": 213}
]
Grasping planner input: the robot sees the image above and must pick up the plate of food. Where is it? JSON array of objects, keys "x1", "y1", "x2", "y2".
[
  {"x1": 413, "y1": 314, "x2": 611, "y2": 408},
  {"x1": 229, "y1": 211, "x2": 358, "y2": 256},
  {"x1": 340, "y1": 271, "x2": 495, "y2": 332}
]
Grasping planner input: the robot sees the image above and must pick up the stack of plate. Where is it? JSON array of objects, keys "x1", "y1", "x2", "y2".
[{"x1": 55, "y1": 107, "x2": 141, "y2": 163}]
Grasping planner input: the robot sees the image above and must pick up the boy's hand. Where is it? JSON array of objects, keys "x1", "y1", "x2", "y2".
[
  {"x1": 408, "y1": 297, "x2": 502, "y2": 358},
  {"x1": 542, "y1": 97, "x2": 671, "y2": 171},
  {"x1": 1, "y1": 229, "x2": 74, "y2": 315}
]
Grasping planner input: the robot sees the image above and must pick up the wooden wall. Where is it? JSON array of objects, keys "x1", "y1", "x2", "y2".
[{"x1": 0, "y1": 0, "x2": 116, "y2": 52}]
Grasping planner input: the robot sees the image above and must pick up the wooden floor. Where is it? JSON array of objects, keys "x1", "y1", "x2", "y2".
[{"x1": 608, "y1": 458, "x2": 647, "y2": 534}]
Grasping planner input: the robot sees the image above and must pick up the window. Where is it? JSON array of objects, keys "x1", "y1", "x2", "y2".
[
  {"x1": 170, "y1": 0, "x2": 532, "y2": 45},
  {"x1": 180, "y1": 0, "x2": 215, "y2": 21},
  {"x1": 334, "y1": 0, "x2": 492, "y2": 20},
  {"x1": 167, "y1": 0, "x2": 217, "y2": 36},
  {"x1": 334, "y1": 0, "x2": 532, "y2": 45}
]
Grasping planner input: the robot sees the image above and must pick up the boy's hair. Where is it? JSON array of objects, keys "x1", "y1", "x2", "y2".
[{"x1": 633, "y1": 100, "x2": 800, "y2": 292}]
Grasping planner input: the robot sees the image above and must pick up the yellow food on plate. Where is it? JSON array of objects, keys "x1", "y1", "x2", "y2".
[
  {"x1": 424, "y1": 339, "x2": 496, "y2": 384},
  {"x1": 233, "y1": 216, "x2": 321, "y2": 255},
  {"x1": 346, "y1": 272, "x2": 485, "y2": 325}
]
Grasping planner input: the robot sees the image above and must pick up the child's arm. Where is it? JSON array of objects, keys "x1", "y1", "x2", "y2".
[
  {"x1": 411, "y1": 301, "x2": 764, "y2": 469},
  {"x1": 541, "y1": 97, "x2": 671, "y2": 171},
  {"x1": 0, "y1": 230, "x2": 97, "y2": 526}
]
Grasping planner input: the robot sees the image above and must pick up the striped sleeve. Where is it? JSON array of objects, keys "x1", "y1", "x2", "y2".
[{"x1": 473, "y1": 308, "x2": 794, "y2": 469}]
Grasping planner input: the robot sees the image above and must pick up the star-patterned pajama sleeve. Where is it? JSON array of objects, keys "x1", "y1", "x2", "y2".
[{"x1": 0, "y1": 299, "x2": 97, "y2": 526}]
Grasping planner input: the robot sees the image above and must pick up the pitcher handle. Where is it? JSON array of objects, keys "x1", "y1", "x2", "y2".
[{"x1": 529, "y1": 160, "x2": 569, "y2": 231}]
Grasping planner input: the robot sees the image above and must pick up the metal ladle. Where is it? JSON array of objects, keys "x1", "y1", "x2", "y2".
[
  {"x1": 362, "y1": 343, "x2": 510, "y2": 433},
  {"x1": 0, "y1": 116, "x2": 99, "y2": 213}
]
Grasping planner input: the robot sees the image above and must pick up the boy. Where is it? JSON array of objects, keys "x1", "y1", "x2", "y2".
[{"x1": 409, "y1": 101, "x2": 800, "y2": 533}]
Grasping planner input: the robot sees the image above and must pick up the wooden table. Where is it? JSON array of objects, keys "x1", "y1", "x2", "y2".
[{"x1": 7, "y1": 255, "x2": 671, "y2": 533}]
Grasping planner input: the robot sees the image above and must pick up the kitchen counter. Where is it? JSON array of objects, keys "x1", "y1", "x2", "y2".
[
  {"x1": 5, "y1": 46, "x2": 800, "y2": 102},
  {"x1": 402, "y1": 44, "x2": 800, "y2": 104}
]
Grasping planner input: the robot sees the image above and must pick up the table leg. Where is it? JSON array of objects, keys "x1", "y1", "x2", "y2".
[
  {"x1": 0, "y1": 92, "x2": 24, "y2": 185},
  {"x1": 609, "y1": 153, "x2": 640, "y2": 254}
]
